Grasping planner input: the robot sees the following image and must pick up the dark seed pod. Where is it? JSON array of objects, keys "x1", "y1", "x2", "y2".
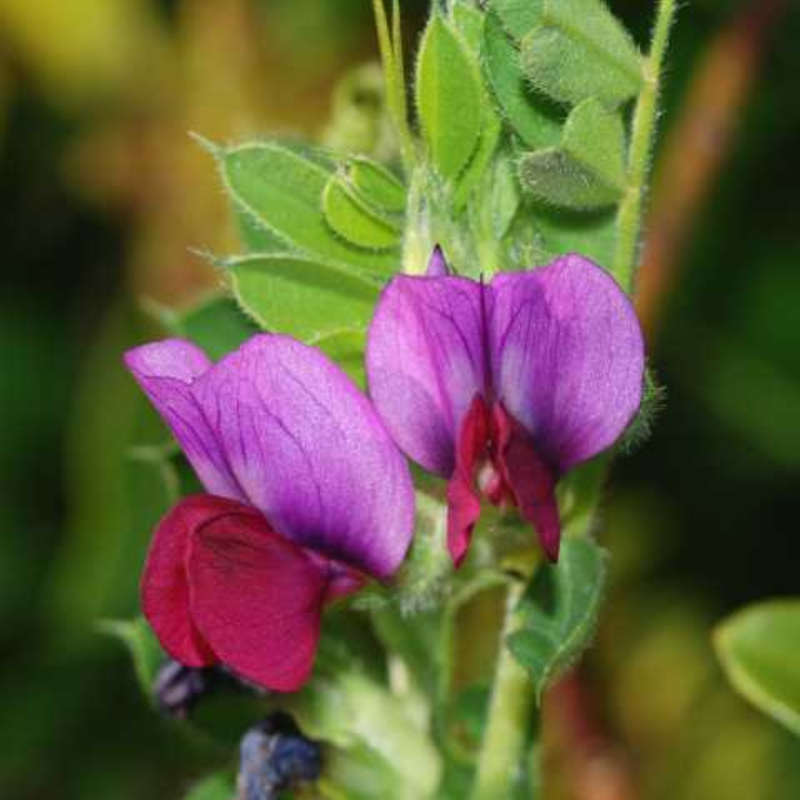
[{"x1": 237, "y1": 713, "x2": 323, "y2": 800}]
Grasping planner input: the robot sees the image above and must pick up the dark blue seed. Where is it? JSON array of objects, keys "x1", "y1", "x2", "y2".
[{"x1": 238, "y1": 714, "x2": 322, "y2": 800}]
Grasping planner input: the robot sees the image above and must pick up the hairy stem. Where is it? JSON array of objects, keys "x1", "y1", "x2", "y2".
[
  {"x1": 470, "y1": 579, "x2": 536, "y2": 800},
  {"x1": 613, "y1": 0, "x2": 678, "y2": 292},
  {"x1": 371, "y1": 0, "x2": 417, "y2": 173},
  {"x1": 636, "y1": 0, "x2": 789, "y2": 338}
]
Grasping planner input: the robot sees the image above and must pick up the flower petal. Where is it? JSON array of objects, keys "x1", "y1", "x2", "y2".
[
  {"x1": 141, "y1": 495, "x2": 222, "y2": 667},
  {"x1": 490, "y1": 255, "x2": 645, "y2": 472},
  {"x1": 446, "y1": 395, "x2": 489, "y2": 567},
  {"x1": 186, "y1": 498, "x2": 337, "y2": 692},
  {"x1": 367, "y1": 275, "x2": 489, "y2": 476},
  {"x1": 191, "y1": 335, "x2": 414, "y2": 579},
  {"x1": 123, "y1": 340, "x2": 247, "y2": 501},
  {"x1": 494, "y1": 404, "x2": 561, "y2": 562}
]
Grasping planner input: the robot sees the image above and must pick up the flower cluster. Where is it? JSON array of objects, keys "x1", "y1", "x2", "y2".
[{"x1": 125, "y1": 251, "x2": 644, "y2": 692}]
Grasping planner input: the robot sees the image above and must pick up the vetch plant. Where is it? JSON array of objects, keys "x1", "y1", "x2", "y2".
[{"x1": 108, "y1": 0, "x2": 678, "y2": 798}]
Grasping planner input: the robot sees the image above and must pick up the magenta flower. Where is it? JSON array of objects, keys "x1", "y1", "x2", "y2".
[
  {"x1": 124, "y1": 335, "x2": 414, "y2": 692},
  {"x1": 366, "y1": 252, "x2": 644, "y2": 566}
]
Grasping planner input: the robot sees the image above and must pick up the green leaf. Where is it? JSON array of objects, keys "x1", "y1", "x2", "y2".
[
  {"x1": 323, "y1": 175, "x2": 401, "y2": 250},
  {"x1": 508, "y1": 538, "x2": 607, "y2": 702},
  {"x1": 520, "y1": 149, "x2": 621, "y2": 209},
  {"x1": 483, "y1": 11, "x2": 561, "y2": 150},
  {"x1": 347, "y1": 156, "x2": 407, "y2": 213},
  {"x1": 451, "y1": 1, "x2": 485, "y2": 54},
  {"x1": 519, "y1": 0, "x2": 643, "y2": 108},
  {"x1": 98, "y1": 616, "x2": 163, "y2": 702},
  {"x1": 533, "y1": 205, "x2": 617, "y2": 268},
  {"x1": 563, "y1": 97, "x2": 627, "y2": 191},
  {"x1": 315, "y1": 328, "x2": 367, "y2": 389},
  {"x1": 151, "y1": 294, "x2": 258, "y2": 360},
  {"x1": 227, "y1": 254, "x2": 380, "y2": 342},
  {"x1": 219, "y1": 142, "x2": 398, "y2": 275},
  {"x1": 715, "y1": 600, "x2": 800, "y2": 736},
  {"x1": 492, "y1": 0, "x2": 543, "y2": 39},
  {"x1": 183, "y1": 773, "x2": 236, "y2": 800},
  {"x1": 489, "y1": 154, "x2": 521, "y2": 240},
  {"x1": 519, "y1": 98, "x2": 627, "y2": 209},
  {"x1": 236, "y1": 207, "x2": 293, "y2": 253},
  {"x1": 454, "y1": 112, "x2": 502, "y2": 211},
  {"x1": 416, "y1": 15, "x2": 483, "y2": 180}
]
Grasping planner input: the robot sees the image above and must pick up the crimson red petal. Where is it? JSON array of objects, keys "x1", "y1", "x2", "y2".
[
  {"x1": 494, "y1": 404, "x2": 562, "y2": 562},
  {"x1": 141, "y1": 496, "x2": 220, "y2": 667},
  {"x1": 187, "y1": 501, "x2": 345, "y2": 692},
  {"x1": 446, "y1": 395, "x2": 490, "y2": 567}
]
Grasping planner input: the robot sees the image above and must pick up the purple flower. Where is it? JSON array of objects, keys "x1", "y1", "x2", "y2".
[
  {"x1": 124, "y1": 335, "x2": 414, "y2": 691},
  {"x1": 366, "y1": 251, "x2": 645, "y2": 565}
]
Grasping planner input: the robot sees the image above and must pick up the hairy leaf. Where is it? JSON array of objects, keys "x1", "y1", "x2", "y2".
[
  {"x1": 323, "y1": 175, "x2": 401, "y2": 250},
  {"x1": 483, "y1": 11, "x2": 561, "y2": 149},
  {"x1": 563, "y1": 97, "x2": 627, "y2": 191},
  {"x1": 520, "y1": 0, "x2": 642, "y2": 108},
  {"x1": 508, "y1": 538, "x2": 607, "y2": 702},
  {"x1": 519, "y1": 97, "x2": 627, "y2": 209},
  {"x1": 416, "y1": 15, "x2": 483, "y2": 180},
  {"x1": 236, "y1": 208, "x2": 292, "y2": 253},
  {"x1": 219, "y1": 142, "x2": 398, "y2": 275},
  {"x1": 520, "y1": 148, "x2": 621, "y2": 209},
  {"x1": 227, "y1": 254, "x2": 380, "y2": 342},
  {"x1": 454, "y1": 112, "x2": 502, "y2": 211},
  {"x1": 493, "y1": 0, "x2": 543, "y2": 39},
  {"x1": 489, "y1": 154, "x2": 521, "y2": 240},
  {"x1": 451, "y1": 0, "x2": 485, "y2": 54},
  {"x1": 347, "y1": 156, "x2": 407, "y2": 213}
]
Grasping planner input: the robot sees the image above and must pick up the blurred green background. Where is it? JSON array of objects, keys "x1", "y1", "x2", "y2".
[{"x1": 1, "y1": 1, "x2": 799, "y2": 798}]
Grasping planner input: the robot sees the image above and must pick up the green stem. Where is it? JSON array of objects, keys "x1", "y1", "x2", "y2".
[
  {"x1": 470, "y1": 580, "x2": 537, "y2": 800},
  {"x1": 371, "y1": 0, "x2": 417, "y2": 174},
  {"x1": 613, "y1": 0, "x2": 678, "y2": 292}
]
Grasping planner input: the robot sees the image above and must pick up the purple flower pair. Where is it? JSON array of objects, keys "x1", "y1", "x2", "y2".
[
  {"x1": 125, "y1": 252, "x2": 644, "y2": 691},
  {"x1": 368, "y1": 250, "x2": 645, "y2": 564}
]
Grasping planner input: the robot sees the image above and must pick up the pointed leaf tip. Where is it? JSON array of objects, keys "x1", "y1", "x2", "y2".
[{"x1": 189, "y1": 131, "x2": 225, "y2": 158}]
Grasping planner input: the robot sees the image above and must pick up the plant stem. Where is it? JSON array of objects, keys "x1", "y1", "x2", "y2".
[
  {"x1": 636, "y1": 0, "x2": 788, "y2": 338},
  {"x1": 371, "y1": 0, "x2": 417, "y2": 174},
  {"x1": 613, "y1": 0, "x2": 678, "y2": 292},
  {"x1": 470, "y1": 579, "x2": 536, "y2": 800}
]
